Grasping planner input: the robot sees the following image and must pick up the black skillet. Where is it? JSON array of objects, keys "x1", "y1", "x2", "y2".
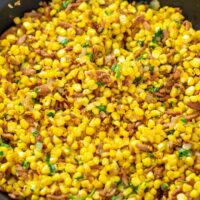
[{"x1": 0, "y1": 0, "x2": 199, "y2": 199}]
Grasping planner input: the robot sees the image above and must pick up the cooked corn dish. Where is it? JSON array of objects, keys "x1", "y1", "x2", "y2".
[{"x1": 0, "y1": 0, "x2": 200, "y2": 199}]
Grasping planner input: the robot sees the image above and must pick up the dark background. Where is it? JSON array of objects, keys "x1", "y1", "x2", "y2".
[{"x1": 0, "y1": 0, "x2": 200, "y2": 199}]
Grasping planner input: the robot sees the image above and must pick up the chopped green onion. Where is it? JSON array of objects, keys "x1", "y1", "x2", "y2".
[
  {"x1": 59, "y1": 38, "x2": 69, "y2": 45},
  {"x1": 148, "y1": 86, "x2": 160, "y2": 93},
  {"x1": 32, "y1": 130, "x2": 39, "y2": 138},
  {"x1": 111, "y1": 64, "x2": 121, "y2": 79},
  {"x1": 61, "y1": 1, "x2": 69, "y2": 9},
  {"x1": 161, "y1": 183, "x2": 169, "y2": 190},
  {"x1": 96, "y1": 81, "x2": 105, "y2": 86},
  {"x1": 152, "y1": 28, "x2": 164, "y2": 44},
  {"x1": 167, "y1": 129, "x2": 175, "y2": 135},
  {"x1": 148, "y1": 152, "x2": 154, "y2": 158},
  {"x1": 180, "y1": 118, "x2": 187, "y2": 124},
  {"x1": 47, "y1": 112, "x2": 55, "y2": 118},
  {"x1": 1, "y1": 143, "x2": 11, "y2": 148},
  {"x1": 75, "y1": 175, "x2": 84, "y2": 180},
  {"x1": 49, "y1": 164, "x2": 56, "y2": 175},
  {"x1": 22, "y1": 160, "x2": 30, "y2": 169},
  {"x1": 137, "y1": 40, "x2": 144, "y2": 47},
  {"x1": 133, "y1": 76, "x2": 142, "y2": 85},
  {"x1": 137, "y1": 52, "x2": 148, "y2": 60},
  {"x1": 178, "y1": 148, "x2": 190, "y2": 158},
  {"x1": 82, "y1": 42, "x2": 89, "y2": 48},
  {"x1": 88, "y1": 188, "x2": 96, "y2": 198},
  {"x1": 97, "y1": 105, "x2": 106, "y2": 112},
  {"x1": 36, "y1": 141, "x2": 43, "y2": 150},
  {"x1": 111, "y1": 196, "x2": 120, "y2": 200},
  {"x1": 149, "y1": 66, "x2": 154, "y2": 74},
  {"x1": 105, "y1": 10, "x2": 113, "y2": 16},
  {"x1": 34, "y1": 88, "x2": 39, "y2": 95},
  {"x1": 0, "y1": 151, "x2": 4, "y2": 156},
  {"x1": 86, "y1": 53, "x2": 93, "y2": 62}
]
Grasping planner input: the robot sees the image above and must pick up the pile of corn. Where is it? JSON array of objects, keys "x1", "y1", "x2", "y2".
[{"x1": 0, "y1": 0, "x2": 200, "y2": 199}]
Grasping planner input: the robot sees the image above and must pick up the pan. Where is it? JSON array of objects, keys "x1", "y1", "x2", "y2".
[{"x1": 0, "y1": 0, "x2": 199, "y2": 199}]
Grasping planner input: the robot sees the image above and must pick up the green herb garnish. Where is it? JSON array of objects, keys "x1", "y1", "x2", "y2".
[
  {"x1": 34, "y1": 88, "x2": 39, "y2": 95},
  {"x1": 82, "y1": 42, "x2": 89, "y2": 48},
  {"x1": 149, "y1": 66, "x2": 154, "y2": 74},
  {"x1": 161, "y1": 183, "x2": 169, "y2": 190},
  {"x1": 61, "y1": 1, "x2": 69, "y2": 9},
  {"x1": 59, "y1": 38, "x2": 69, "y2": 45},
  {"x1": 22, "y1": 160, "x2": 30, "y2": 169},
  {"x1": 96, "y1": 81, "x2": 105, "y2": 86},
  {"x1": 0, "y1": 151, "x2": 4, "y2": 156},
  {"x1": 148, "y1": 86, "x2": 160, "y2": 93},
  {"x1": 137, "y1": 52, "x2": 148, "y2": 60},
  {"x1": 75, "y1": 175, "x2": 84, "y2": 181},
  {"x1": 1, "y1": 143, "x2": 11, "y2": 148},
  {"x1": 105, "y1": 10, "x2": 113, "y2": 16},
  {"x1": 36, "y1": 141, "x2": 43, "y2": 150},
  {"x1": 180, "y1": 118, "x2": 187, "y2": 124},
  {"x1": 133, "y1": 76, "x2": 142, "y2": 85},
  {"x1": 88, "y1": 188, "x2": 96, "y2": 198},
  {"x1": 32, "y1": 130, "x2": 39, "y2": 138},
  {"x1": 152, "y1": 28, "x2": 164, "y2": 44},
  {"x1": 148, "y1": 152, "x2": 154, "y2": 158},
  {"x1": 47, "y1": 112, "x2": 55, "y2": 118},
  {"x1": 86, "y1": 53, "x2": 93, "y2": 62},
  {"x1": 111, "y1": 196, "x2": 120, "y2": 200},
  {"x1": 97, "y1": 105, "x2": 106, "y2": 112},
  {"x1": 111, "y1": 64, "x2": 121, "y2": 79},
  {"x1": 45, "y1": 154, "x2": 56, "y2": 175},
  {"x1": 167, "y1": 129, "x2": 175, "y2": 135},
  {"x1": 137, "y1": 40, "x2": 144, "y2": 47},
  {"x1": 178, "y1": 148, "x2": 190, "y2": 158}
]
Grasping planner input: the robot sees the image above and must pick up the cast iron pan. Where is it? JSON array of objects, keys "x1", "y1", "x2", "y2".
[{"x1": 0, "y1": 0, "x2": 199, "y2": 199}]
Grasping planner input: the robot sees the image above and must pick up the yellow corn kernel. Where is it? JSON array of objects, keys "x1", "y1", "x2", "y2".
[{"x1": 20, "y1": 119, "x2": 29, "y2": 129}]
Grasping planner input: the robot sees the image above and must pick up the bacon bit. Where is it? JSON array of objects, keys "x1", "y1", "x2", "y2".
[
  {"x1": 37, "y1": 84, "x2": 51, "y2": 97},
  {"x1": 24, "y1": 11, "x2": 41, "y2": 18},
  {"x1": 173, "y1": 69, "x2": 181, "y2": 80},
  {"x1": 136, "y1": 144, "x2": 149, "y2": 152},
  {"x1": 96, "y1": 70, "x2": 111, "y2": 84},
  {"x1": 186, "y1": 102, "x2": 200, "y2": 111},
  {"x1": 183, "y1": 20, "x2": 191, "y2": 30},
  {"x1": 65, "y1": 46, "x2": 73, "y2": 51},
  {"x1": 8, "y1": 192, "x2": 21, "y2": 200},
  {"x1": 120, "y1": 168, "x2": 129, "y2": 186},
  {"x1": 123, "y1": 75, "x2": 133, "y2": 86},
  {"x1": 134, "y1": 45, "x2": 146, "y2": 59},
  {"x1": 92, "y1": 45, "x2": 99, "y2": 60},
  {"x1": 17, "y1": 34, "x2": 27, "y2": 45},
  {"x1": 21, "y1": 68, "x2": 36, "y2": 76},
  {"x1": 46, "y1": 194, "x2": 68, "y2": 199},
  {"x1": 35, "y1": 49, "x2": 55, "y2": 58},
  {"x1": 170, "y1": 187, "x2": 182, "y2": 200},
  {"x1": 16, "y1": 164, "x2": 28, "y2": 179},
  {"x1": 165, "y1": 110, "x2": 181, "y2": 116},
  {"x1": 132, "y1": 15, "x2": 145, "y2": 28},
  {"x1": 189, "y1": 167, "x2": 200, "y2": 174},
  {"x1": 154, "y1": 167, "x2": 164, "y2": 178},
  {"x1": 185, "y1": 112, "x2": 200, "y2": 121},
  {"x1": 166, "y1": 49, "x2": 176, "y2": 58},
  {"x1": 45, "y1": 6, "x2": 51, "y2": 19},
  {"x1": 65, "y1": 2, "x2": 81, "y2": 12},
  {"x1": 0, "y1": 27, "x2": 16, "y2": 39},
  {"x1": 24, "y1": 113, "x2": 34, "y2": 124},
  {"x1": 143, "y1": 21, "x2": 151, "y2": 31},
  {"x1": 104, "y1": 54, "x2": 116, "y2": 66},
  {"x1": 145, "y1": 93, "x2": 155, "y2": 103},
  {"x1": 163, "y1": 29, "x2": 169, "y2": 42},
  {"x1": 92, "y1": 22, "x2": 104, "y2": 33},
  {"x1": 2, "y1": 133, "x2": 14, "y2": 140},
  {"x1": 58, "y1": 21, "x2": 83, "y2": 35}
]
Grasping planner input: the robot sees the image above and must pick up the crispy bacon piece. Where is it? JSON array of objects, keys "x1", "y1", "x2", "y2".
[
  {"x1": 46, "y1": 194, "x2": 68, "y2": 200},
  {"x1": 185, "y1": 112, "x2": 200, "y2": 120},
  {"x1": 24, "y1": 12, "x2": 41, "y2": 18},
  {"x1": 96, "y1": 70, "x2": 111, "y2": 84},
  {"x1": 163, "y1": 29, "x2": 169, "y2": 42},
  {"x1": 17, "y1": 34, "x2": 27, "y2": 45},
  {"x1": 21, "y1": 68, "x2": 36, "y2": 76},
  {"x1": 165, "y1": 110, "x2": 181, "y2": 116},
  {"x1": 65, "y1": 2, "x2": 81, "y2": 12},
  {"x1": 0, "y1": 27, "x2": 16, "y2": 39},
  {"x1": 186, "y1": 101, "x2": 200, "y2": 111},
  {"x1": 136, "y1": 144, "x2": 149, "y2": 152},
  {"x1": 37, "y1": 84, "x2": 51, "y2": 97},
  {"x1": 173, "y1": 69, "x2": 181, "y2": 80}
]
